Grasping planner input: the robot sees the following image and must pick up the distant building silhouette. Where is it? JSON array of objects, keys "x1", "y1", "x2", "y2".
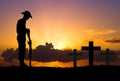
[{"x1": 81, "y1": 41, "x2": 101, "y2": 67}]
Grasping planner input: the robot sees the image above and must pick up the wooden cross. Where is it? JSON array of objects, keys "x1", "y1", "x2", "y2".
[
  {"x1": 101, "y1": 48, "x2": 114, "y2": 66},
  {"x1": 81, "y1": 41, "x2": 101, "y2": 67},
  {"x1": 68, "y1": 49, "x2": 82, "y2": 68}
]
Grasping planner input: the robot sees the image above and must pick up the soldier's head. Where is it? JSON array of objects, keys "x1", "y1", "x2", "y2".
[{"x1": 21, "y1": 11, "x2": 32, "y2": 20}]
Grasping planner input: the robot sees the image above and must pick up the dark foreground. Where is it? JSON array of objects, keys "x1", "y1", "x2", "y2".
[{"x1": 0, "y1": 66, "x2": 120, "y2": 81}]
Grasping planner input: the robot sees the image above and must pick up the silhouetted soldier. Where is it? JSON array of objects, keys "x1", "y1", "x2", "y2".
[{"x1": 16, "y1": 11, "x2": 32, "y2": 67}]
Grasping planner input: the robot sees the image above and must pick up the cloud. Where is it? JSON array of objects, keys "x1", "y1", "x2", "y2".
[
  {"x1": 94, "y1": 50, "x2": 117, "y2": 62},
  {"x1": 85, "y1": 29, "x2": 117, "y2": 35},
  {"x1": 1, "y1": 48, "x2": 19, "y2": 62},
  {"x1": 31, "y1": 44, "x2": 86, "y2": 62},
  {"x1": 104, "y1": 36, "x2": 120, "y2": 43},
  {"x1": 0, "y1": 43, "x2": 119, "y2": 64},
  {"x1": 0, "y1": 57, "x2": 19, "y2": 67},
  {"x1": 105, "y1": 39, "x2": 120, "y2": 43}
]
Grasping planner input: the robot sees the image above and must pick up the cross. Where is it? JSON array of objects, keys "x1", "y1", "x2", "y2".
[
  {"x1": 68, "y1": 49, "x2": 82, "y2": 68},
  {"x1": 81, "y1": 41, "x2": 101, "y2": 67},
  {"x1": 101, "y1": 48, "x2": 114, "y2": 66}
]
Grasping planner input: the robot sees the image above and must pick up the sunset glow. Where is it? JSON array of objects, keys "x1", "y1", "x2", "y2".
[{"x1": 0, "y1": 0, "x2": 120, "y2": 67}]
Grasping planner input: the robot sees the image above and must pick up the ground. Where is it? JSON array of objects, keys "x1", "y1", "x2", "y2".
[{"x1": 0, "y1": 65, "x2": 120, "y2": 81}]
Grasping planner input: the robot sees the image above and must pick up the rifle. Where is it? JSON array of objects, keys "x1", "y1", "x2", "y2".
[
  {"x1": 28, "y1": 40, "x2": 32, "y2": 67},
  {"x1": 27, "y1": 28, "x2": 32, "y2": 67}
]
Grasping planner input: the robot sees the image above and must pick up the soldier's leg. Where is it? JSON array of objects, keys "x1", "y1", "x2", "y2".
[{"x1": 18, "y1": 40, "x2": 26, "y2": 67}]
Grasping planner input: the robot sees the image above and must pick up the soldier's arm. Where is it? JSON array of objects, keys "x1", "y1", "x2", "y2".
[{"x1": 26, "y1": 28, "x2": 31, "y2": 44}]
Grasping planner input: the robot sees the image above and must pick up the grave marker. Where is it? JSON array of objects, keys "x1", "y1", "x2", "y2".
[{"x1": 81, "y1": 41, "x2": 101, "y2": 67}]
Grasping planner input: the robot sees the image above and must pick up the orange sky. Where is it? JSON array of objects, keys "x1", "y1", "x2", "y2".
[{"x1": 0, "y1": 0, "x2": 120, "y2": 67}]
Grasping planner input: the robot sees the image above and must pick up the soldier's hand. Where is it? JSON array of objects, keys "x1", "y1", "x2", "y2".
[
  {"x1": 26, "y1": 28, "x2": 30, "y2": 33},
  {"x1": 28, "y1": 39, "x2": 32, "y2": 45}
]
